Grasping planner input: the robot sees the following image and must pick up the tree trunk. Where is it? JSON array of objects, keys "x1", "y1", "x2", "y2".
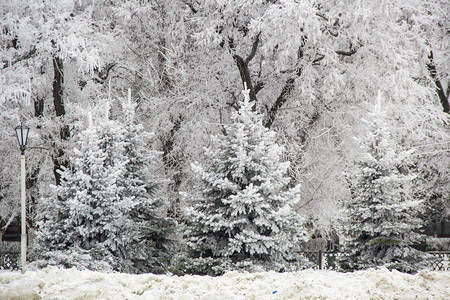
[
  {"x1": 53, "y1": 56, "x2": 65, "y2": 118},
  {"x1": 52, "y1": 56, "x2": 70, "y2": 187},
  {"x1": 428, "y1": 51, "x2": 449, "y2": 114},
  {"x1": 34, "y1": 97, "x2": 44, "y2": 118},
  {"x1": 161, "y1": 116, "x2": 183, "y2": 220},
  {"x1": 230, "y1": 33, "x2": 261, "y2": 110},
  {"x1": 233, "y1": 54, "x2": 257, "y2": 103}
]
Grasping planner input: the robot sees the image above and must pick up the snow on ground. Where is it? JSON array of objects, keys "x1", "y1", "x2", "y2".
[{"x1": 0, "y1": 267, "x2": 448, "y2": 299}]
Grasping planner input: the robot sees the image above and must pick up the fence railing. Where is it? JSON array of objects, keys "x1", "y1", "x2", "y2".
[
  {"x1": 296, "y1": 251, "x2": 345, "y2": 270},
  {"x1": 1, "y1": 246, "x2": 449, "y2": 272},
  {"x1": 0, "y1": 242, "x2": 20, "y2": 271},
  {"x1": 0, "y1": 251, "x2": 20, "y2": 271},
  {"x1": 296, "y1": 250, "x2": 450, "y2": 271},
  {"x1": 428, "y1": 251, "x2": 450, "y2": 271}
]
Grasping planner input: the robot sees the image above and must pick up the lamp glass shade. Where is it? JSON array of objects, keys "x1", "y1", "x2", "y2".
[{"x1": 15, "y1": 123, "x2": 30, "y2": 151}]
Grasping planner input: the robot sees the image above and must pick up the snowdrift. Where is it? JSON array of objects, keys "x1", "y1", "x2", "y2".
[{"x1": 0, "y1": 267, "x2": 448, "y2": 299}]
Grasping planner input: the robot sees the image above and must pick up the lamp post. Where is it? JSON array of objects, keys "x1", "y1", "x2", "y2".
[{"x1": 15, "y1": 123, "x2": 29, "y2": 273}]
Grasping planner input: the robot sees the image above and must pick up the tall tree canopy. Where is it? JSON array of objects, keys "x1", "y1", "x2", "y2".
[{"x1": 1, "y1": 0, "x2": 448, "y2": 250}]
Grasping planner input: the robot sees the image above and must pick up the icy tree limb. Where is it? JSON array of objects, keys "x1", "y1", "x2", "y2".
[{"x1": 428, "y1": 51, "x2": 449, "y2": 114}]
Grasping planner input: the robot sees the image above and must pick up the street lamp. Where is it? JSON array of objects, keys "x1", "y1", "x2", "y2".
[{"x1": 15, "y1": 123, "x2": 29, "y2": 273}]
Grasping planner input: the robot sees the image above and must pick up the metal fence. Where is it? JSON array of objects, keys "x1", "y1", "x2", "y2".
[
  {"x1": 428, "y1": 251, "x2": 450, "y2": 271},
  {"x1": 296, "y1": 251, "x2": 345, "y2": 270},
  {"x1": 0, "y1": 242, "x2": 20, "y2": 271},
  {"x1": 0, "y1": 246, "x2": 449, "y2": 272},
  {"x1": 0, "y1": 252, "x2": 20, "y2": 270},
  {"x1": 296, "y1": 250, "x2": 450, "y2": 271}
]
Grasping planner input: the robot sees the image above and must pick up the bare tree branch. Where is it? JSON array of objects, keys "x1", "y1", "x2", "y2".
[
  {"x1": 335, "y1": 49, "x2": 357, "y2": 56},
  {"x1": 316, "y1": 12, "x2": 328, "y2": 21},
  {"x1": 184, "y1": 1, "x2": 198, "y2": 14},
  {"x1": 264, "y1": 76, "x2": 297, "y2": 128},
  {"x1": 230, "y1": 33, "x2": 262, "y2": 104},
  {"x1": 2, "y1": 46, "x2": 37, "y2": 69},
  {"x1": 254, "y1": 81, "x2": 265, "y2": 95},
  {"x1": 428, "y1": 51, "x2": 449, "y2": 114},
  {"x1": 263, "y1": 45, "x2": 305, "y2": 128},
  {"x1": 313, "y1": 54, "x2": 325, "y2": 64},
  {"x1": 245, "y1": 32, "x2": 261, "y2": 64}
]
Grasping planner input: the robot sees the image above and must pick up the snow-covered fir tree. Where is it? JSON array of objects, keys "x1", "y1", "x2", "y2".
[
  {"x1": 118, "y1": 90, "x2": 175, "y2": 273},
  {"x1": 31, "y1": 96, "x2": 173, "y2": 273},
  {"x1": 30, "y1": 115, "x2": 125, "y2": 271},
  {"x1": 186, "y1": 86, "x2": 308, "y2": 274},
  {"x1": 339, "y1": 97, "x2": 430, "y2": 273}
]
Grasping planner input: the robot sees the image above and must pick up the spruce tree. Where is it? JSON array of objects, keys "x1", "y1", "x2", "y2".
[
  {"x1": 187, "y1": 87, "x2": 307, "y2": 274},
  {"x1": 118, "y1": 90, "x2": 174, "y2": 273},
  {"x1": 339, "y1": 99, "x2": 429, "y2": 273},
  {"x1": 31, "y1": 117, "x2": 127, "y2": 271},
  {"x1": 31, "y1": 96, "x2": 173, "y2": 273}
]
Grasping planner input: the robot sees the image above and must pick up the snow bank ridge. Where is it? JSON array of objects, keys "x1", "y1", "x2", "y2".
[{"x1": 0, "y1": 266, "x2": 449, "y2": 299}]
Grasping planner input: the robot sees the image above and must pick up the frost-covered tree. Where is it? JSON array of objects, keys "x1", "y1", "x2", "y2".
[
  {"x1": 413, "y1": 145, "x2": 449, "y2": 239},
  {"x1": 118, "y1": 91, "x2": 175, "y2": 273},
  {"x1": 30, "y1": 116, "x2": 124, "y2": 271},
  {"x1": 0, "y1": 0, "x2": 122, "y2": 235},
  {"x1": 186, "y1": 87, "x2": 308, "y2": 274},
  {"x1": 339, "y1": 98, "x2": 430, "y2": 273},
  {"x1": 1, "y1": 0, "x2": 448, "y2": 255},
  {"x1": 31, "y1": 98, "x2": 173, "y2": 273},
  {"x1": 0, "y1": 0, "x2": 115, "y2": 186},
  {"x1": 113, "y1": 0, "x2": 448, "y2": 239}
]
